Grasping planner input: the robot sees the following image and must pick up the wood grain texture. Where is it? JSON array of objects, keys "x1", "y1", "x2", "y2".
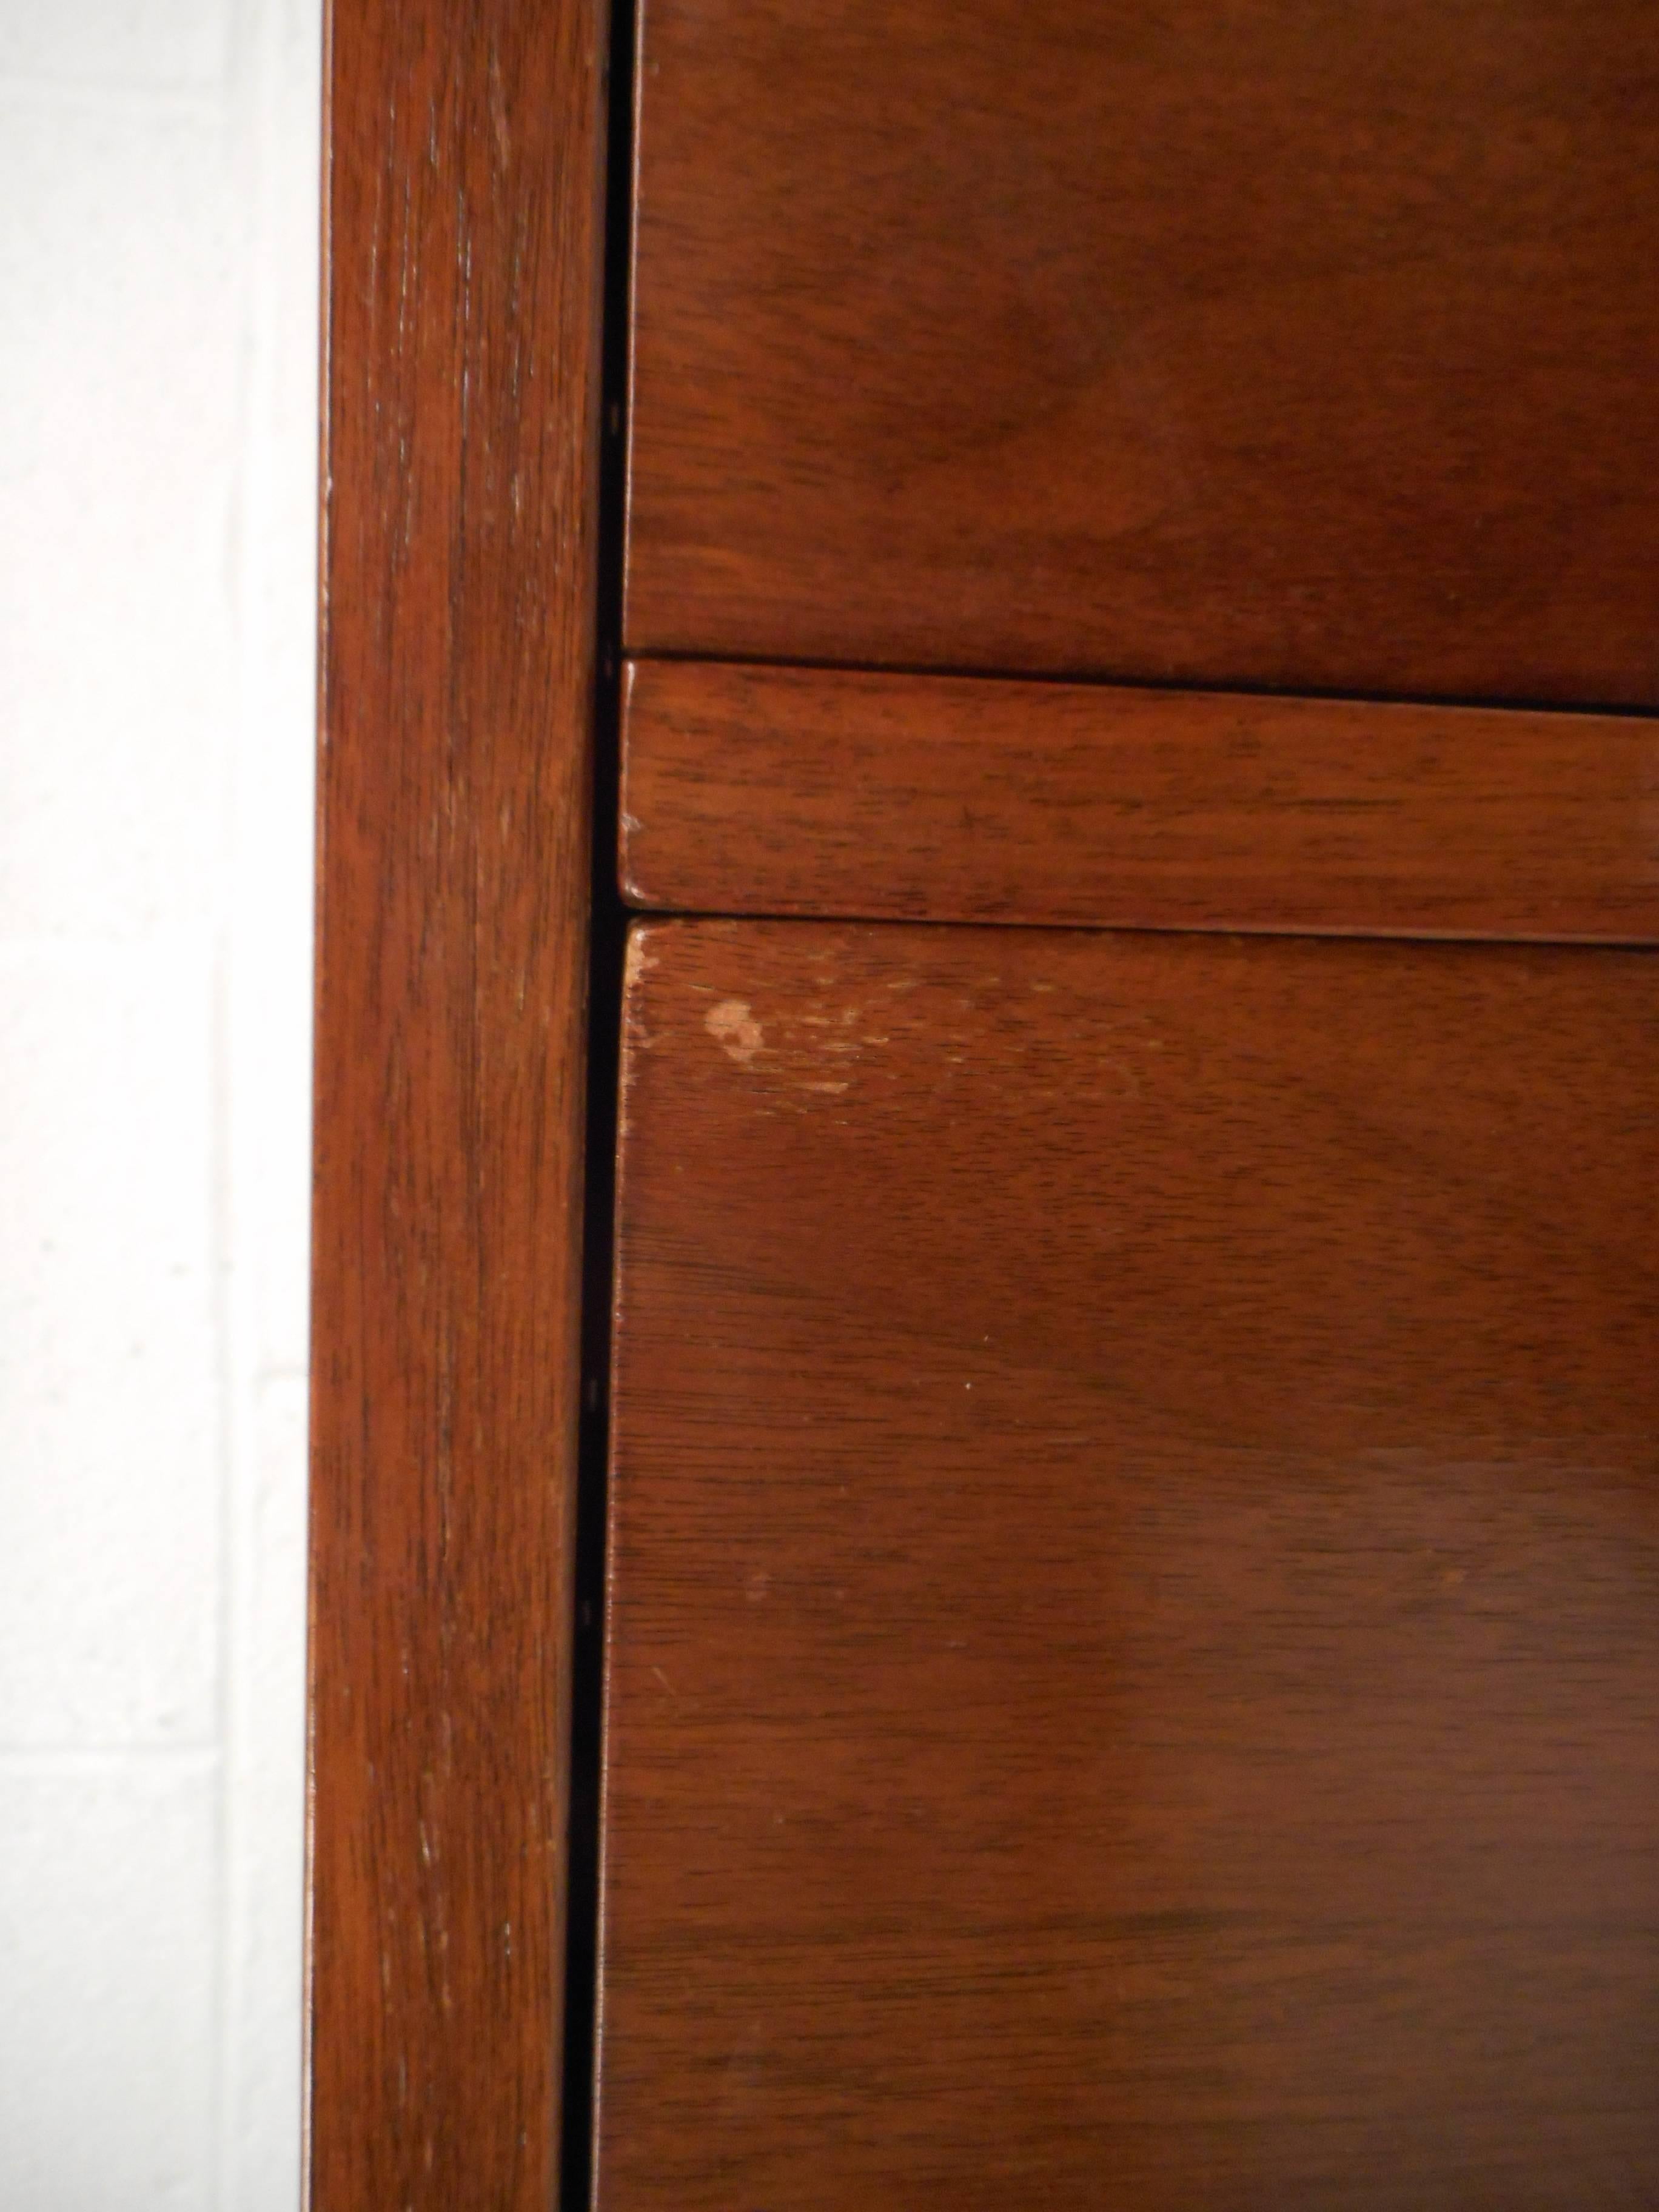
[
  {"x1": 308, "y1": 0, "x2": 606, "y2": 2203},
  {"x1": 622, "y1": 657, "x2": 1659, "y2": 941},
  {"x1": 626, "y1": 0, "x2": 1659, "y2": 706},
  {"x1": 599, "y1": 917, "x2": 1659, "y2": 2209}
]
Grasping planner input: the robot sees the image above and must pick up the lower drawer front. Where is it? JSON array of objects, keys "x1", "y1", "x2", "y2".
[{"x1": 597, "y1": 919, "x2": 1659, "y2": 2210}]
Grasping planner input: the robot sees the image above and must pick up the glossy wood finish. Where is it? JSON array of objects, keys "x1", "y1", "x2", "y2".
[
  {"x1": 626, "y1": 0, "x2": 1659, "y2": 705},
  {"x1": 599, "y1": 917, "x2": 1659, "y2": 2209},
  {"x1": 622, "y1": 658, "x2": 1659, "y2": 941},
  {"x1": 307, "y1": 0, "x2": 607, "y2": 2202}
]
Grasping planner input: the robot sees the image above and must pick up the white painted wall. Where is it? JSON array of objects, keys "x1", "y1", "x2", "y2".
[{"x1": 0, "y1": 2, "x2": 319, "y2": 2204}]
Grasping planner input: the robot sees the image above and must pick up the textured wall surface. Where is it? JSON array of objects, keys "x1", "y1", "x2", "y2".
[{"x1": 0, "y1": 1, "x2": 319, "y2": 2202}]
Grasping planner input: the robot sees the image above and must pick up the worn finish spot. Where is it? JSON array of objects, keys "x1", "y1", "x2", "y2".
[{"x1": 707, "y1": 997, "x2": 765, "y2": 1065}]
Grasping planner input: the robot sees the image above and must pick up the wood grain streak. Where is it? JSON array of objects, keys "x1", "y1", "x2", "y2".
[
  {"x1": 626, "y1": 0, "x2": 1659, "y2": 705},
  {"x1": 598, "y1": 917, "x2": 1659, "y2": 2208},
  {"x1": 622, "y1": 657, "x2": 1659, "y2": 942},
  {"x1": 307, "y1": 0, "x2": 606, "y2": 2202}
]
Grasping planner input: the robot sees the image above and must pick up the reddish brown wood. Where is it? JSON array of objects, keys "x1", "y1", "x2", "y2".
[
  {"x1": 307, "y1": 0, "x2": 607, "y2": 2204},
  {"x1": 598, "y1": 917, "x2": 1659, "y2": 2208},
  {"x1": 625, "y1": 0, "x2": 1659, "y2": 706},
  {"x1": 621, "y1": 657, "x2": 1659, "y2": 941}
]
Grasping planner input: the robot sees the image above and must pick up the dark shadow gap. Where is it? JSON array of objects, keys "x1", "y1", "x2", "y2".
[
  {"x1": 622, "y1": 643, "x2": 1659, "y2": 725},
  {"x1": 561, "y1": 0, "x2": 638, "y2": 2199}
]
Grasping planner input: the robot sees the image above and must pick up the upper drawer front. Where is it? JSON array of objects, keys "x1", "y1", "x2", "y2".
[
  {"x1": 620, "y1": 658, "x2": 1659, "y2": 942},
  {"x1": 626, "y1": 0, "x2": 1659, "y2": 706}
]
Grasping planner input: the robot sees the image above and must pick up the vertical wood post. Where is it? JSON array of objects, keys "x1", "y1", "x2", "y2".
[{"x1": 308, "y1": 0, "x2": 608, "y2": 2200}]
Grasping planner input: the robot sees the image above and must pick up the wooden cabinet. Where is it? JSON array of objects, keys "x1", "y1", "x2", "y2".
[
  {"x1": 309, "y1": 2, "x2": 1658, "y2": 2205},
  {"x1": 596, "y1": 4, "x2": 1659, "y2": 2203}
]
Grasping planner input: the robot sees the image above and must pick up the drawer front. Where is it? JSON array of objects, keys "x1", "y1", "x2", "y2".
[
  {"x1": 626, "y1": 0, "x2": 1659, "y2": 705},
  {"x1": 619, "y1": 657, "x2": 1659, "y2": 943},
  {"x1": 597, "y1": 917, "x2": 1659, "y2": 2209}
]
